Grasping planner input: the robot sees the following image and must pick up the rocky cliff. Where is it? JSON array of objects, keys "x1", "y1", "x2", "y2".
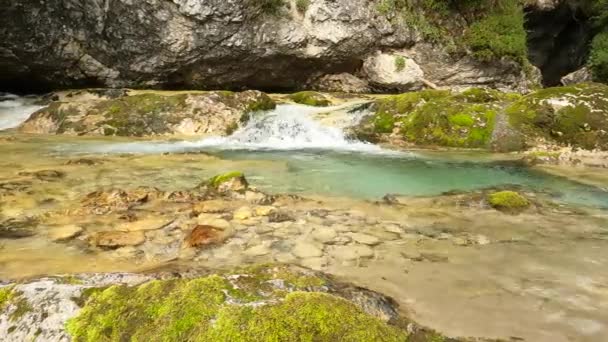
[{"x1": 1, "y1": 0, "x2": 542, "y2": 93}]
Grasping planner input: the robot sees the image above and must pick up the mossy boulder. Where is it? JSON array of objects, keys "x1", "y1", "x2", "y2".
[
  {"x1": 19, "y1": 90, "x2": 276, "y2": 137},
  {"x1": 355, "y1": 84, "x2": 608, "y2": 152},
  {"x1": 0, "y1": 265, "x2": 456, "y2": 341},
  {"x1": 288, "y1": 91, "x2": 332, "y2": 107},
  {"x1": 204, "y1": 171, "x2": 249, "y2": 193},
  {"x1": 505, "y1": 83, "x2": 608, "y2": 150},
  {"x1": 355, "y1": 88, "x2": 511, "y2": 148},
  {"x1": 487, "y1": 191, "x2": 530, "y2": 213}
]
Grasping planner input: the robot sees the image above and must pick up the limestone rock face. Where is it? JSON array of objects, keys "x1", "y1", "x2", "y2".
[
  {"x1": 1, "y1": 0, "x2": 533, "y2": 92},
  {"x1": 561, "y1": 67, "x2": 592, "y2": 85}
]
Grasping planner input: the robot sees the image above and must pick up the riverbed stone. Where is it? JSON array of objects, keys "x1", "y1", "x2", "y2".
[
  {"x1": 293, "y1": 242, "x2": 324, "y2": 259},
  {"x1": 91, "y1": 231, "x2": 146, "y2": 248},
  {"x1": 196, "y1": 216, "x2": 231, "y2": 230},
  {"x1": 254, "y1": 206, "x2": 276, "y2": 216},
  {"x1": 348, "y1": 233, "x2": 381, "y2": 246},
  {"x1": 244, "y1": 244, "x2": 271, "y2": 257},
  {"x1": 48, "y1": 225, "x2": 83, "y2": 242},
  {"x1": 268, "y1": 210, "x2": 295, "y2": 223},
  {"x1": 330, "y1": 244, "x2": 375, "y2": 261},
  {"x1": 299, "y1": 257, "x2": 329, "y2": 271},
  {"x1": 117, "y1": 217, "x2": 170, "y2": 232},
  {"x1": 311, "y1": 227, "x2": 338, "y2": 244},
  {"x1": 233, "y1": 206, "x2": 253, "y2": 220},
  {"x1": 192, "y1": 200, "x2": 232, "y2": 214},
  {"x1": 184, "y1": 225, "x2": 226, "y2": 248}
]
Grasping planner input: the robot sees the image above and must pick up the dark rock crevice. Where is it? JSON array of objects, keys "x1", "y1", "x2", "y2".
[{"x1": 525, "y1": 2, "x2": 594, "y2": 86}]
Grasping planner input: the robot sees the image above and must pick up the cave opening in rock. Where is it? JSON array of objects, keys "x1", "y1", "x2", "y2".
[{"x1": 525, "y1": 2, "x2": 593, "y2": 86}]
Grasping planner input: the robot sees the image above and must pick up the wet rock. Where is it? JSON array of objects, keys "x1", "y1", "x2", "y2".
[
  {"x1": 65, "y1": 158, "x2": 103, "y2": 166},
  {"x1": 233, "y1": 206, "x2": 253, "y2": 220},
  {"x1": 288, "y1": 91, "x2": 331, "y2": 107},
  {"x1": 300, "y1": 257, "x2": 328, "y2": 271},
  {"x1": 81, "y1": 187, "x2": 162, "y2": 214},
  {"x1": 254, "y1": 206, "x2": 276, "y2": 217},
  {"x1": 268, "y1": 210, "x2": 295, "y2": 223},
  {"x1": 91, "y1": 231, "x2": 146, "y2": 249},
  {"x1": 0, "y1": 218, "x2": 36, "y2": 239},
  {"x1": 184, "y1": 225, "x2": 226, "y2": 248},
  {"x1": 20, "y1": 91, "x2": 275, "y2": 137},
  {"x1": 48, "y1": 225, "x2": 83, "y2": 242},
  {"x1": 293, "y1": 242, "x2": 324, "y2": 259},
  {"x1": 347, "y1": 233, "x2": 381, "y2": 246},
  {"x1": 117, "y1": 218, "x2": 170, "y2": 232},
  {"x1": 244, "y1": 244, "x2": 271, "y2": 257},
  {"x1": 192, "y1": 200, "x2": 232, "y2": 214},
  {"x1": 204, "y1": 171, "x2": 249, "y2": 194},
  {"x1": 195, "y1": 215, "x2": 231, "y2": 230},
  {"x1": 311, "y1": 227, "x2": 338, "y2": 244},
  {"x1": 330, "y1": 244, "x2": 375, "y2": 261},
  {"x1": 18, "y1": 169, "x2": 65, "y2": 181}
]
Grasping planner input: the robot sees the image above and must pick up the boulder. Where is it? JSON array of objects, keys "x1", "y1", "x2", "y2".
[
  {"x1": 362, "y1": 52, "x2": 424, "y2": 92},
  {"x1": 19, "y1": 91, "x2": 275, "y2": 137}
]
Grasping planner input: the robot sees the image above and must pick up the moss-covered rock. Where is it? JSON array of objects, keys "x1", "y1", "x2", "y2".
[
  {"x1": 487, "y1": 191, "x2": 530, "y2": 213},
  {"x1": 204, "y1": 171, "x2": 249, "y2": 193},
  {"x1": 356, "y1": 88, "x2": 509, "y2": 148},
  {"x1": 289, "y1": 91, "x2": 332, "y2": 107},
  {"x1": 505, "y1": 83, "x2": 608, "y2": 150},
  {"x1": 64, "y1": 265, "x2": 414, "y2": 342},
  {"x1": 19, "y1": 90, "x2": 276, "y2": 137}
]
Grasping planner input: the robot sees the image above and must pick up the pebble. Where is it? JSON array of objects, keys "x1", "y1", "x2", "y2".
[
  {"x1": 348, "y1": 233, "x2": 381, "y2": 246},
  {"x1": 330, "y1": 244, "x2": 374, "y2": 261},
  {"x1": 233, "y1": 206, "x2": 253, "y2": 220},
  {"x1": 311, "y1": 227, "x2": 337, "y2": 243},
  {"x1": 293, "y1": 241, "x2": 324, "y2": 258},
  {"x1": 48, "y1": 225, "x2": 83, "y2": 242}
]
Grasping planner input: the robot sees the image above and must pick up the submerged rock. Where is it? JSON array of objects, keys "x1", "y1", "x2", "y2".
[
  {"x1": 91, "y1": 231, "x2": 146, "y2": 249},
  {"x1": 288, "y1": 91, "x2": 332, "y2": 107},
  {"x1": 487, "y1": 191, "x2": 530, "y2": 214},
  {"x1": 19, "y1": 90, "x2": 275, "y2": 137},
  {"x1": 0, "y1": 265, "x2": 453, "y2": 342}
]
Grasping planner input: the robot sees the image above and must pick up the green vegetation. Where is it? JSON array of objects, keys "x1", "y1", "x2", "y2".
[
  {"x1": 463, "y1": 2, "x2": 527, "y2": 63},
  {"x1": 394, "y1": 56, "x2": 406, "y2": 72},
  {"x1": 97, "y1": 93, "x2": 187, "y2": 136},
  {"x1": 375, "y1": 0, "x2": 527, "y2": 64},
  {"x1": 65, "y1": 267, "x2": 409, "y2": 342},
  {"x1": 590, "y1": 32, "x2": 608, "y2": 83},
  {"x1": 363, "y1": 88, "x2": 504, "y2": 148},
  {"x1": 0, "y1": 286, "x2": 14, "y2": 311},
  {"x1": 487, "y1": 191, "x2": 529, "y2": 212},
  {"x1": 245, "y1": 93, "x2": 276, "y2": 112},
  {"x1": 289, "y1": 91, "x2": 331, "y2": 107},
  {"x1": 207, "y1": 171, "x2": 246, "y2": 189},
  {"x1": 296, "y1": 0, "x2": 309, "y2": 13},
  {"x1": 505, "y1": 83, "x2": 608, "y2": 150},
  {"x1": 253, "y1": 0, "x2": 285, "y2": 15}
]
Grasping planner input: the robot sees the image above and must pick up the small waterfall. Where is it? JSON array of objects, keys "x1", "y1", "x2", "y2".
[
  {"x1": 81, "y1": 104, "x2": 383, "y2": 154},
  {"x1": 0, "y1": 93, "x2": 44, "y2": 130}
]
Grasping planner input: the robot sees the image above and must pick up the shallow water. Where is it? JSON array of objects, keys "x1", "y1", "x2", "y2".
[{"x1": 2, "y1": 96, "x2": 608, "y2": 341}]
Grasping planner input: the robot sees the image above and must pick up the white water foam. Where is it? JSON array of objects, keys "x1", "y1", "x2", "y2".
[
  {"x1": 79, "y1": 104, "x2": 392, "y2": 154},
  {"x1": 0, "y1": 93, "x2": 44, "y2": 130}
]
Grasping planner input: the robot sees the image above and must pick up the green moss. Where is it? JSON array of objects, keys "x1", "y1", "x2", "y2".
[
  {"x1": 245, "y1": 94, "x2": 276, "y2": 112},
  {"x1": 394, "y1": 56, "x2": 406, "y2": 72},
  {"x1": 207, "y1": 171, "x2": 245, "y2": 189},
  {"x1": 488, "y1": 191, "x2": 529, "y2": 212},
  {"x1": 206, "y1": 292, "x2": 407, "y2": 341},
  {"x1": 95, "y1": 94, "x2": 188, "y2": 137},
  {"x1": 289, "y1": 91, "x2": 331, "y2": 107},
  {"x1": 0, "y1": 286, "x2": 14, "y2": 311},
  {"x1": 66, "y1": 267, "x2": 409, "y2": 342},
  {"x1": 295, "y1": 0, "x2": 309, "y2": 13},
  {"x1": 9, "y1": 294, "x2": 32, "y2": 322},
  {"x1": 505, "y1": 83, "x2": 608, "y2": 150}
]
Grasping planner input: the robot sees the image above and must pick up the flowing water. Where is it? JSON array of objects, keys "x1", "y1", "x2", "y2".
[{"x1": 2, "y1": 96, "x2": 608, "y2": 341}]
